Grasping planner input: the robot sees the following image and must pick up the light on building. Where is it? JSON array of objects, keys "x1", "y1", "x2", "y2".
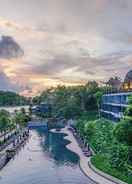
[
  {"x1": 130, "y1": 81, "x2": 132, "y2": 89},
  {"x1": 124, "y1": 83, "x2": 128, "y2": 89}
]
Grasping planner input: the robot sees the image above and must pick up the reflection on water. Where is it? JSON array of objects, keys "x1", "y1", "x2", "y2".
[
  {"x1": 43, "y1": 132, "x2": 79, "y2": 166},
  {"x1": 0, "y1": 128, "x2": 95, "y2": 184}
]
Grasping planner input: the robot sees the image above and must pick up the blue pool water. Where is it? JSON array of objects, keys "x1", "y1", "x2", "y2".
[{"x1": 0, "y1": 129, "x2": 95, "y2": 184}]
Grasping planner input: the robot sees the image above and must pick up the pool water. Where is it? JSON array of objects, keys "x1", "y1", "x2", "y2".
[{"x1": 0, "y1": 129, "x2": 95, "y2": 184}]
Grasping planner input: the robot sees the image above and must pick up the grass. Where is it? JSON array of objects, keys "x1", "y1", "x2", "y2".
[{"x1": 91, "y1": 154, "x2": 128, "y2": 183}]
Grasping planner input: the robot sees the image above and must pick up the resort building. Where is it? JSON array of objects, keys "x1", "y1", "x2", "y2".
[
  {"x1": 101, "y1": 70, "x2": 132, "y2": 121},
  {"x1": 100, "y1": 92, "x2": 131, "y2": 121},
  {"x1": 121, "y1": 70, "x2": 132, "y2": 91}
]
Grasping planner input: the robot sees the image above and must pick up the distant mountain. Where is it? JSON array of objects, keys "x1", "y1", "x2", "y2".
[
  {"x1": 0, "y1": 36, "x2": 24, "y2": 59},
  {"x1": 0, "y1": 91, "x2": 29, "y2": 106}
]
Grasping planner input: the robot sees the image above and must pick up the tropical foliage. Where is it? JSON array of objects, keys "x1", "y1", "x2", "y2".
[
  {"x1": 75, "y1": 95, "x2": 132, "y2": 182},
  {"x1": 0, "y1": 91, "x2": 29, "y2": 106},
  {"x1": 32, "y1": 81, "x2": 105, "y2": 118},
  {"x1": 76, "y1": 117, "x2": 129, "y2": 182},
  {"x1": 0, "y1": 108, "x2": 30, "y2": 145}
]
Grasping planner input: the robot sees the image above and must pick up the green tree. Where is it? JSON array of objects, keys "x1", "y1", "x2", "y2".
[
  {"x1": 94, "y1": 91, "x2": 103, "y2": 117},
  {"x1": 114, "y1": 119, "x2": 132, "y2": 146},
  {"x1": 124, "y1": 95, "x2": 132, "y2": 120},
  {"x1": 114, "y1": 95, "x2": 132, "y2": 146},
  {"x1": 114, "y1": 95, "x2": 132, "y2": 165},
  {"x1": 13, "y1": 112, "x2": 29, "y2": 128},
  {"x1": 32, "y1": 81, "x2": 105, "y2": 119},
  {"x1": 0, "y1": 110, "x2": 11, "y2": 133},
  {"x1": 0, "y1": 109, "x2": 10, "y2": 117},
  {"x1": 0, "y1": 115, "x2": 10, "y2": 141},
  {"x1": 84, "y1": 121, "x2": 96, "y2": 140},
  {"x1": 0, "y1": 91, "x2": 29, "y2": 106}
]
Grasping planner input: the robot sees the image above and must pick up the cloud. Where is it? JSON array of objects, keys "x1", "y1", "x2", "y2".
[
  {"x1": 0, "y1": 36, "x2": 24, "y2": 59},
  {"x1": 24, "y1": 50, "x2": 131, "y2": 84},
  {"x1": 0, "y1": 1, "x2": 131, "y2": 96},
  {"x1": 0, "y1": 71, "x2": 24, "y2": 92}
]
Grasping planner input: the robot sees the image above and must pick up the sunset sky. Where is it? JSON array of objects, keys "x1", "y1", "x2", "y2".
[{"x1": 0, "y1": 0, "x2": 132, "y2": 96}]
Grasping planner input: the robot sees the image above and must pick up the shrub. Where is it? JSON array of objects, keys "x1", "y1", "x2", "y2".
[
  {"x1": 109, "y1": 144, "x2": 128, "y2": 170},
  {"x1": 114, "y1": 119, "x2": 132, "y2": 146},
  {"x1": 84, "y1": 121, "x2": 96, "y2": 139}
]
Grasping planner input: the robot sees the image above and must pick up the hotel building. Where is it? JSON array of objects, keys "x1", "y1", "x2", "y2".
[{"x1": 101, "y1": 70, "x2": 132, "y2": 121}]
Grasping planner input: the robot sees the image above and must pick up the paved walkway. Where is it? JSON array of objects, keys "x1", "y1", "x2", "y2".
[{"x1": 51, "y1": 127, "x2": 122, "y2": 184}]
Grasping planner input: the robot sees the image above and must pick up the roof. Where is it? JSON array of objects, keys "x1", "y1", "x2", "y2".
[{"x1": 124, "y1": 70, "x2": 132, "y2": 82}]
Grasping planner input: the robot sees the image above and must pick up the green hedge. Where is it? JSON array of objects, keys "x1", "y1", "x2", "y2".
[{"x1": 91, "y1": 154, "x2": 128, "y2": 182}]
